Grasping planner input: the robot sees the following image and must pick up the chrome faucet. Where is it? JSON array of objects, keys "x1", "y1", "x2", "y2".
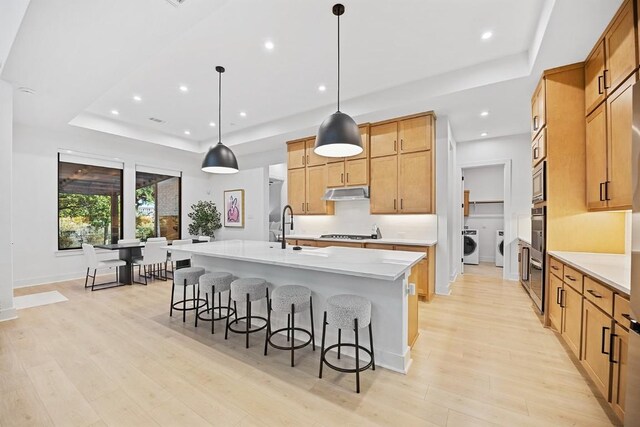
[{"x1": 281, "y1": 205, "x2": 294, "y2": 249}]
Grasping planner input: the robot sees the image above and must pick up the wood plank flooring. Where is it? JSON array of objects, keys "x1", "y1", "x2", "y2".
[{"x1": 1, "y1": 271, "x2": 619, "y2": 426}]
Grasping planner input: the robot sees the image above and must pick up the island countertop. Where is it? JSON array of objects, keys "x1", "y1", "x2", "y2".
[{"x1": 170, "y1": 240, "x2": 425, "y2": 281}]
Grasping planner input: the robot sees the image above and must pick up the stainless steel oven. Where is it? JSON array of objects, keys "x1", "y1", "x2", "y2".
[
  {"x1": 532, "y1": 161, "x2": 546, "y2": 204},
  {"x1": 530, "y1": 206, "x2": 546, "y2": 313}
]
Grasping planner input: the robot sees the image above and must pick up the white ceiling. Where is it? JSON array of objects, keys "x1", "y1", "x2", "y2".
[{"x1": 2, "y1": 0, "x2": 623, "y2": 155}]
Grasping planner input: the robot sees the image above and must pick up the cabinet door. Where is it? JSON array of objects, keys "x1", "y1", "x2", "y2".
[
  {"x1": 327, "y1": 161, "x2": 345, "y2": 188},
  {"x1": 605, "y1": 0, "x2": 637, "y2": 94},
  {"x1": 370, "y1": 155, "x2": 398, "y2": 213},
  {"x1": 287, "y1": 168, "x2": 306, "y2": 214},
  {"x1": 531, "y1": 128, "x2": 546, "y2": 167},
  {"x1": 305, "y1": 138, "x2": 326, "y2": 167},
  {"x1": 305, "y1": 165, "x2": 331, "y2": 214},
  {"x1": 398, "y1": 151, "x2": 432, "y2": 213},
  {"x1": 563, "y1": 284, "x2": 583, "y2": 359},
  {"x1": 586, "y1": 103, "x2": 608, "y2": 210},
  {"x1": 345, "y1": 158, "x2": 368, "y2": 186},
  {"x1": 606, "y1": 74, "x2": 635, "y2": 210},
  {"x1": 611, "y1": 325, "x2": 629, "y2": 421},
  {"x1": 370, "y1": 122, "x2": 398, "y2": 158},
  {"x1": 350, "y1": 125, "x2": 369, "y2": 161},
  {"x1": 582, "y1": 300, "x2": 613, "y2": 399},
  {"x1": 531, "y1": 79, "x2": 545, "y2": 139},
  {"x1": 407, "y1": 263, "x2": 421, "y2": 347},
  {"x1": 548, "y1": 273, "x2": 563, "y2": 333},
  {"x1": 399, "y1": 115, "x2": 432, "y2": 153},
  {"x1": 585, "y1": 41, "x2": 607, "y2": 115},
  {"x1": 287, "y1": 141, "x2": 306, "y2": 169}
]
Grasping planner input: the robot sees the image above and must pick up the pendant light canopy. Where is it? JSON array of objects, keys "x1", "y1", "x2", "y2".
[
  {"x1": 202, "y1": 66, "x2": 239, "y2": 174},
  {"x1": 314, "y1": 3, "x2": 362, "y2": 158}
]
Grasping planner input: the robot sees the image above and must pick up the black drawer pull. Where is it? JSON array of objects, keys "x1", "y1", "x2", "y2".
[
  {"x1": 610, "y1": 333, "x2": 618, "y2": 364},
  {"x1": 565, "y1": 275, "x2": 576, "y2": 282},
  {"x1": 622, "y1": 313, "x2": 631, "y2": 321},
  {"x1": 587, "y1": 289, "x2": 603, "y2": 299},
  {"x1": 551, "y1": 265, "x2": 560, "y2": 271}
]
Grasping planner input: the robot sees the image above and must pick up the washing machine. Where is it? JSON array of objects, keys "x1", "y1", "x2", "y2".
[
  {"x1": 463, "y1": 229, "x2": 480, "y2": 265},
  {"x1": 495, "y1": 230, "x2": 504, "y2": 267}
]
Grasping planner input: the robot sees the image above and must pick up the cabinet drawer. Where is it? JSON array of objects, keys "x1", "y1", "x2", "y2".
[
  {"x1": 365, "y1": 243, "x2": 395, "y2": 250},
  {"x1": 563, "y1": 265, "x2": 584, "y2": 292},
  {"x1": 549, "y1": 257, "x2": 564, "y2": 279},
  {"x1": 614, "y1": 293, "x2": 631, "y2": 327},
  {"x1": 584, "y1": 276, "x2": 614, "y2": 316},
  {"x1": 296, "y1": 239, "x2": 317, "y2": 247},
  {"x1": 316, "y1": 241, "x2": 363, "y2": 248},
  {"x1": 394, "y1": 245, "x2": 428, "y2": 254}
]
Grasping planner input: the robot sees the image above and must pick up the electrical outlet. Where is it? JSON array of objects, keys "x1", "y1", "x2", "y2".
[{"x1": 408, "y1": 283, "x2": 416, "y2": 296}]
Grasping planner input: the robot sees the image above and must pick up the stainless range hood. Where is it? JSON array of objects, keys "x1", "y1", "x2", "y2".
[{"x1": 322, "y1": 186, "x2": 369, "y2": 201}]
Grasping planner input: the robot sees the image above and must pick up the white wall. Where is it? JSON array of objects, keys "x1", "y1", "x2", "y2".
[
  {"x1": 463, "y1": 165, "x2": 505, "y2": 263},
  {"x1": 457, "y1": 133, "x2": 532, "y2": 280},
  {"x1": 12, "y1": 124, "x2": 212, "y2": 287},
  {"x1": 435, "y1": 118, "x2": 453, "y2": 295},
  {"x1": 209, "y1": 167, "x2": 269, "y2": 242},
  {"x1": 0, "y1": 80, "x2": 16, "y2": 320}
]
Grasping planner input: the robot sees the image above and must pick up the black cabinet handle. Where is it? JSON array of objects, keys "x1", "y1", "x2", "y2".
[
  {"x1": 604, "y1": 69, "x2": 610, "y2": 89},
  {"x1": 560, "y1": 289, "x2": 566, "y2": 308},
  {"x1": 601, "y1": 326, "x2": 610, "y2": 355},
  {"x1": 346, "y1": 172, "x2": 349, "y2": 183},
  {"x1": 599, "y1": 182, "x2": 605, "y2": 202},
  {"x1": 610, "y1": 333, "x2": 618, "y2": 364},
  {"x1": 622, "y1": 313, "x2": 632, "y2": 321},
  {"x1": 556, "y1": 287, "x2": 562, "y2": 305},
  {"x1": 341, "y1": 173, "x2": 344, "y2": 183},
  {"x1": 587, "y1": 289, "x2": 603, "y2": 299},
  {"x1": 565, "y1": 275, "x2": 577, "y2": 282},
  {"x1": 598, "y1": 75, "x2": 604, "y2": 95},
  {"x1": 551, "y1": 265, "x2": 560, "y2": 271},
  {"x1": 604, "y1": 181, "x2": 610, "y2": 201}
]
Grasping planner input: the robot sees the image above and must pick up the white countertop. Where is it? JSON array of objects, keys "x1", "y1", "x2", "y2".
[
  {"x1": 548, "y1": 251, "x2": 630, "y2": 296},
  {"x1": 170, "y1": 240, "x2": 425, "y2": 281},
  {"x1": 285, "y1": 234, "x2": 437, "y2": 247}
]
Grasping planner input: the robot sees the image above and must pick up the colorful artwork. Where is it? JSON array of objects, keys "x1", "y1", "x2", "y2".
[{"x1": 223, "y1": 189, "x2": 244, "y2": 228}]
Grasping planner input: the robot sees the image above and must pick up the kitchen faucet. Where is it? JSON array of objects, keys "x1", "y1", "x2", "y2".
[{"x1": 281, "y1": 205, "x2": 294, "y2": 249}]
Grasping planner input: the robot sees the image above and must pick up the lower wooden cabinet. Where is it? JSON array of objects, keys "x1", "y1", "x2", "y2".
[
  {"x1": 563, "y1": 284, "x2": 583, "y2": 359},
  {"x1": 315, "y1": 241, "x2": 363, "y2": 248},
  {"x1": 611, "y1": 324, "x2": 629, "y2": 420},
  {"x1": 548, "y1": 273, "x2": 563, "y2": 332},
  {"x1": 582, "y1": 299, "x2": 613, "y2": 399}
]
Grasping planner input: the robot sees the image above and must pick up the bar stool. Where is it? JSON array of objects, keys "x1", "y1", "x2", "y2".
[
  {"x1": 319, "y1": 294, "x2": 375, "y2": 393},
  {"x1": 264, "y1": 285, "x2": 315, "y2": 367},
  {"x1": 196, "y1": 272, "x2": 235, "y2": 334},
  {"x1": 225, "y1": 278, "x2": 268, "y2": 348},
  {"x1": 170, "y1": 267, "x2": 206, "y2": 322}
]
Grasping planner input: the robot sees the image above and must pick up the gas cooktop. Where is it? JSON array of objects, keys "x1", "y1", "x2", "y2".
[{"x1": 319, "y1": 234, "x2": 371, "y2": 240}]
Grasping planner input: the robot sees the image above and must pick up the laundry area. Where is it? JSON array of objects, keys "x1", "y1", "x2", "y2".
[{"x1": 462, "y1": 165, "x2": 505, "y2": 278}]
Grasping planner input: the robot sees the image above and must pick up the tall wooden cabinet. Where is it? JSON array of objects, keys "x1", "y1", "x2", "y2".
[
  {"x1": 287, "y1": 138, "x2": 333, "y2": 216},
  {"x1": 369, "y1": 112, "x2": 435, "y2": 214}
]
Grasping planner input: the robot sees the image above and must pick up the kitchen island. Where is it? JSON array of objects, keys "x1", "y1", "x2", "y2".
[{"x1": 170, "y1": 240, "x2": 425, "y2": 373}]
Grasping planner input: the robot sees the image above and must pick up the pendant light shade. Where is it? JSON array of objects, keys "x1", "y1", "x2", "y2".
[
  {"x1": 314, "y1": 3, "x2": 362, "y2": 158},
  {"x1": 202, "y1": 66, "x2": 239, "y2": 174}
]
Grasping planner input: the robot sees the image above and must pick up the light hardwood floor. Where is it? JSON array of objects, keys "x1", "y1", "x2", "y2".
[{"x1": 0, "y1": 271, "x2": 619, "y2": 426}]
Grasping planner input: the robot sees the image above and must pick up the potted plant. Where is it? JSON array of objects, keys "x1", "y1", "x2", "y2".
[{"x1": 187, "y1": 201, "x2": 222, "y2": 239}]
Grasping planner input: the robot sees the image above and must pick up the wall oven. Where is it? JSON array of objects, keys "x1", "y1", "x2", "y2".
[
  {"x1": 530, "y1": 206, "x2": 546, "y2": 313},
  {"x1": 532, "y1": 161, "x2": 546, "y2": 204},
  {"x1": 519, "y1": 245, "x2": 530, "y2": 292}
]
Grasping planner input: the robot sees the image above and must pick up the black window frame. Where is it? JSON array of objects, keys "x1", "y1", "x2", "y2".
[{"x1": 134, "y1": 170, "x2": 182, "y2": 242}]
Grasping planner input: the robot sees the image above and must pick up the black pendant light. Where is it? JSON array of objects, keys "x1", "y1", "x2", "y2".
[
  {"x1": 314, "y1": 3, "x2": 362, "y2": 158},
  {"x1": 202, "y1": 66, "x2": 239, "y2": 174}
]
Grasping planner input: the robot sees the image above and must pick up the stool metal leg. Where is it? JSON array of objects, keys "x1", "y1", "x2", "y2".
[
  {"x1": 337, "y1": 329, "x2": 342, "y2": 359},
  {"x1": 309, "y1": 296, "x2": 316, "y2": 351},
  {"x1": 264, "y1": 298, "x2": 271, "y2": 356},
  {"x1": 195, "y1": 287, "x2": 201, "y2": 327},
  {"x1": 170, "y1": 282, "x2": 175, "y2": 317},
  {"x1": 246, "y1": 293, "x2": 251, "y2": 349},
  {"x1": 355, "y1": 318, "x2": 360, "y2": 393},
  {"x1": 211, "y1": 286, "x2": 216, "y2": 334},
  {"x1": 287, "y1": 314, "x2": 291, "y2": 342},
  {"x1": 319, "y1": 311, "x2": 327, "y2": 378},
  {"x1": 290, "y1": 303, "x2": 295, "y2": 367},
  {"x1": 225, "y1": 292, "x2": 232, "y2": 340},
  {"x1": 369, "y1": 322, "x2": 375, "y2": 370},
  {"x1": 182, "y1": 280, "x2": 187, "y2": 322},
  {"x1": 218, "y1": 291, "x2": 222, "y2": 319}
]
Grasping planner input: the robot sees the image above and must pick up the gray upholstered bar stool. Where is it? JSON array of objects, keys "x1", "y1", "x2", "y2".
[
  {"x1": 319, "y1": 294, "x2": 375, "y2": 393},
  {"x1": 264, "y1": 285, "x2": 315, "y2": 367},
  {"x1": 196, "y1": 272, "x2": 236, "y2": 334},
  {"x1": 170, "y1": 267, "x2": 206, "y2": 322},
  {"x1": 225, "y1": 278, "x2": 269, "y2": 348}
]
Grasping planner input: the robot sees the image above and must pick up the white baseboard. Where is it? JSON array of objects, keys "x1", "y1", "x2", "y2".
[
  {"x1": 479, "y1": 256, "x2": 496, "y2": 263},
  {"x1": 0, "y1": 307, "x2": 18, "y2": 322},
  {"x1": 13, "y1": 270, "x2": 87, "y2": 288},
  {"x1": 506, "y1": 273, "x2": 519, "y2": 282}
]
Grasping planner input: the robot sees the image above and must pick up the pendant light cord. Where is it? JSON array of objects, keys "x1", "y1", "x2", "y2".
[
  {"x1": 337, "y1": 12, "x2": 340, "y2": 112},
  {"x1": 218, "y1": 69, "x2": 222, "y2": 143}
]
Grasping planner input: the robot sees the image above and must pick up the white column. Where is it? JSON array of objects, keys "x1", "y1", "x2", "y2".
[{"x1": 0, "y1": 80, "x2": 17, "y2": 321}]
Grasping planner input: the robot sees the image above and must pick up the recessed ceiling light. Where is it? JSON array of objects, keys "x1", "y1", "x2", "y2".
[
  {"x1": 480, "y1": 111, "x2": 489, "y2": 117},
  {"x1": 318, "y1": 85, "x2": 327, "y2": 92},
  {"x1": 481, "y1": 31, "x2": 493, "y2": 40},
  {"x1": 184, "y1": 130, "x2": 191, "y2": 135},
  {"x1": 481, "y1": 132, "x2": 488, "y2": 137},
  {"x1": 179, "y1": 85, "x2": 189, "y2": 92},
  {"x1": 239, "y1": 111, "x2": 247, "y2": 117},
  {"x1": 111, "y1": 110, "x2": 119, "y2": 115},
  {"x1": 133, "y1": 95, "x2": 142, "y2": 102},
  {"x1": 209, "y1": 121, "x2": 216, "y2": 127},
  {"x1": 264, "y1": 41, "x2": 275, "y2": 50}
]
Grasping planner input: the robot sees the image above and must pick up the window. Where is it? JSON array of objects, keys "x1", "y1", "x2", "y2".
[
  {"x1": 58, "y1": 155, "x2": 123, "y2": 250},
  {"x1": 135, "y1": 168, "x2": 181, "y2": 241}
]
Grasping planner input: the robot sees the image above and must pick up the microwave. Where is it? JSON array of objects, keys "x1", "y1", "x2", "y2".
[{"x1": 532, "y1": 161, "x2": 546, "y2": 204}]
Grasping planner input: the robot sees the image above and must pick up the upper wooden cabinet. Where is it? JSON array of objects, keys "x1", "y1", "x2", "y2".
[
  {"x1": 585, "y1": 41, "x2": 606, "y2": 115},
  {"x1": 306, "y1": 165, "x2": 332, "y2": 214},
  {"x1": 287, "y1": 168, "x2": 306, "y2": 214},
  {"x1": 305, "y1": 138, "x2": 326, "y2": 167},
  {"x1": 531, "y1": 79, "x2": 546, "y2": 140},
  {"x1": 370, "y1": 122, "x2": 398, "y2": 158},
  {"x1": 287, "y1": 140, "x2": 306, "y2": 169},
  {"x1": 398, "y1": 151, "x2": 432, "y2": 213},
  {"x1": 370, "y1": 155, "x2": 398, "y2": 214},
  {"x1": 325, "y1": 125, "x2": 370, "y2": 187},
  {"x1": 587, "y1": 74, "x2": 635, "y2": 211},
  {"x1": 531, "y1": 128, "x2": 546, "y2": 167},
  {"x1": 399, "y1": 115, "x2": 433, "y2": 153},
  {"x1": 605, "y1": 0, "x2": 637, "y2": 94}
]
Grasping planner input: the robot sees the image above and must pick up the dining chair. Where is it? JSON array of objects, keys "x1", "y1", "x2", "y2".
[
  {"x1": 132, "y1": 241, "x2": 168, "y2": 285},
  {"x1": 82, "y1": 244, "x2": 126, "y2": 291},
  {"x1": 147, "y1": 237, "x2": 167, "y2": 242}
]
